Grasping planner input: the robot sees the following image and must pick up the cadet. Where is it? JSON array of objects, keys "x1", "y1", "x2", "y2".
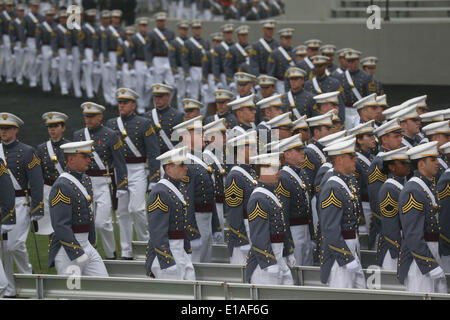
[
  {"x1": 256, "y1": 93, "x2": 284, "y2": 134},
  {"x1": 0, "y1": 0, "x2": 15, "y2": 83},
  {"x1": 277, "y1": 133, "x2": 314, "y2": 266},
  {"x1": 270, "y1": 0, "x2": 284, "y2": 15},
  {"x1": 391, "y1": 104, "x2": 422, "y2": 148},
  {"x1": 437, "y1": 141, "x2": 450, "y2": 272},
  {"x1": 330, "y1": 48, "x2": 350, "y2": 78},
  {"x1": 296, "y1": 39, "x2": 322, "y2": 81},
  {"x1": 169, "y1": 20, "x2": 189, "y2": 109},
  {"x1": 203, "y1": 89, "x2": 238, "y2": 128},
  {"x1": 283, "y1": 67, "x2": 317, "y2": 119},
  {"x1": 173, "y1": 116, "x2": 215, "y2": 263},
  {"x1": 210, "y1": 0, "x2": 225, "y2": 21},
  {"x1": 224, "y1": 0, "x2": 240, "y2": 20},
  {"x1": 211, "y1": 23, "x2": 234, "y2": 90},
  {"x1": 9, "y1": 4, "x2": 26, "y2": 86},
  {"x1": 101, "y1": 9, "x2": 124, "y2": 106},
  {"x1": 320, "y1": 44, "x2": 338, "y2": 75},
  {"x1": 225, "y1": 130, "x2": 258, "y2": 264},
  {"x1": 23, "y1": 0, "x2": 43, "y2": 88},
  {"x1": 106, "y1": 88, "x2": 160, "y2": 259},
  {"x1": 54, "y1": 10, "x2": 71, "y2": 96},
  {"x1": 145, "y1": 147, "x2": 195, "y2": 280},
  {"x1": 183, "y1": 98, "x2": 202, "y2": 120},
  {"x1": 361, "y1": 56, "x2": 384, "y2": 95},
  {"x1": 257, "y1": 75, "x2": 277, "y2": 99},
  {"x1": 267, "y1": 28, "x2": 295, "y2": 94},
  {"x1": 201, "y1": 32, "x2": 222, "y2": 110},
  {"x1": 398, "y1": 142, "x2": 447, "y2": 293},
  {"x1": 257, "y1": 100, "x2": 290, "y2": 147},
  {"x1": 149, "y1": 12, "x2": 175, "y2": 86},
  {"x1": 335, "y1": 49, "x2": 377, "y2": 110},
  {"x1": 304, "y1": 55, "x2": 345, "y2": 121},
  {"x1": 36, "y1": 112, "x2": 70, "y2": 236},
  {"x1": 292, "y1": 115, "x2": 310, "y2": 145},
  {"x1": 0, "y1": 113, "x2": 44, "y2": 297},
  {"x1": 421, "y1": 121, "x2": 450, "y2": 181},
  {"x1": 318, "y1": 137, "x2": 366, "y2": 288},
  {"x1": 246, "y1": 0, "x2": 261, "y2": 20},
  {"x1": 73, "y1": 102, "x2": 128, "y2": 260},
  {"x1": 245, "y1": 152, "x2": 293, "y2": 285},
  {"x1": 313, "y1": 91, "x2": 340, "y2": 116},
  {"x1": 118, "y1": 26, "x2": 137, "y2": 90},
  {"x1": 367, "y1": 119, "x2": 403, "y2": 249},
  {"x1": 203, "y1": 118, "x2": 228, "y2": 243},
  {"x1": 224, "y1": 25, "x2": 251, "y2": 90},
  {"x1": 181, "y1": 19, "x2": 209, "y2": 102},
  {"x1": 376, "y1": 147, "x2": 410, "y2": 271},
  {"x1": 351, "y1": 93, "x2": 382, "y2": 130},
  {"x1": 67, "y1": 9, "x2": 82, "y2": 98},
  {"x1": 78, "y1": 9, "x2": 99, "y2": 99},
  {"x1": 249, "y1": 20, "x2": 279, "y2": 77},
  {"x1": 146, "y1": 83, "x2": 184, "y2": 154},
  {"x1": 348, "y1": 120, "x2": 376, "y2": 233},
  {"x1": 35, "y1": 8, "x2": 57, "y2": 93},
  {"x1": 48, "y1": 140, "x2": 109, "y2": 277},
  {"x1": 94, "y1": 10, "x2": 110, "y2": 97},
  {"x1": 229, "y1": 93, "x2": 257, "y2": 133},
  {"x1": 0, "y1": 156, "x2": 15, "y2": 298}
]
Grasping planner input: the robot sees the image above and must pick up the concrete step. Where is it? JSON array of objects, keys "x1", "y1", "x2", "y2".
[{"x1": 332, "y1": 6, "x2": 450, "y2": 18}]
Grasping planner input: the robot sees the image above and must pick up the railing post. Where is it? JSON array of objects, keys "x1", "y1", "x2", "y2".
[{"x1": 384, "y1": 0, "x2": 390, "y2": 21}]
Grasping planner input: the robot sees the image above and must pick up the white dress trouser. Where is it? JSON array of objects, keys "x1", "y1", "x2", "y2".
[
  {"x1": 230, "y1": 218, "x2": 250, "y2": 264},
  {"x1": 153, "y1": 57, "x2": 174, "y2": 87},
  {"x1": 311, "y1": 196, "x2": 318, "y2": 231},
  {"x1": 58, "y1": 48, "x2": 69, "y2": 95},
  {"x1": 214, "y1": 203, "x2": 224, "y2": 244},
  {"x1": 71, "y1": 47, "x2": 82, "y2": 97},
  {"x1": 0, "y1": 238, "x2": 9, "y2": 297},
  {"x1": 327, "y1": 237, "x2": 367, "y2": 289},
  {"x1": 290, "y1": 225, "x2": 314, "y2": 266},
  {"x1": 440, "y1": 255, "x2": 450, "y2": 273},
  {"x1": 151, "y1": 239, "x2": 195, "y2": 280},
  {"x1": 134, "y1": 60, "x2": 148, "y2": 113},
  {"x1": 2, "y1": 197, "x2": 33, "y2": 296},
  {"x1": 13, "y1": 45, "x2": 24, "y2": 84},
  {"x1": 250, "y1": 242, "x2": 294, "y2": 285},
  {"x1": 92, "y1": 53, "x2": 103, "y2": 94},
  {"x1": 104, "y1": 52, "x2": 118, "y2": 105},
  {"x1": 190, "y1": 212, "x2": 212, "y2": 263},
  {"x1": 90, "y1": 176, "x2": 116, "y2": 258},
  {"x1": 1, "y1": 35, "x2": 13, "y2": 81},
  {"x1": 25, "y1": 37, "x2": 38, "y2": 87},
  {"x1": 175, "y1": 66, "x2": 186, "y2": 111},
  {"x1": 82, "y1": 48, "x2": 94, "y2": 98},
  {"x1": 41, "y1": 45, "x2": 53, "y2": 92},
  {"x1": 55, "y1": 232, "x2": 109, "y2": 276},
  {"x1": 188, "y1": 66, "x2": 202, "y2": 101},
  {"x1": 36, "y1": 184, "x2": 55, "y2": 235},
  {"x1": 116, "y1": 163, "x2": 149, "y2": 258},
  {"x1": 359, "y1": 201, "x2": 371, "y2": 233},
  {"x1": 202, "y1": 73, "x2": 216, "y2": 111},
  {"x1": 404, "y1": 242, "x2": 448, "y2": 293},
  {"x1": 381, "y1": 250, "x2": 397, "y2": 271}
]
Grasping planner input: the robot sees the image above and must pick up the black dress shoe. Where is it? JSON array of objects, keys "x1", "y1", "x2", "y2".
[
  {"x1": 106, "y1": 251, "x2": 117, "y2": 260},
  {"x1": 121, "y1": 256, "x2": 133, "y2": 260}
]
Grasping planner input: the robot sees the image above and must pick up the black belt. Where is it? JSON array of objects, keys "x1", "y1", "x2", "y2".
[
  {"x1": 154, "y1": 54, "x2": 168, "y2": 57},
  {"x1": 270, "y1": 234, "x2": 285, "y2": 243},
  {"x1": 425, "y1": 233, "x2": 439, "y2": 242},
  {"x1": 125, "y1": 157, "x2": 146, "y2": 164},
  {"x1": 290, "y1": 217, "x2": 309, "y2": 226},
  {"x1": 168, "y1": 230, "x2": 185, "y2": 239},
  {"x1": 86, "y1": 169, "x2": 108, "y2": 177},
  {"x1": 135, "y1": 57, "x2": 146, "y2": 61},
  {"x1": 44, "y1": 178, "x2": 56, "y2": 186},
  {"x1": 195, "y1": 203, "x2": 214, "y2": 212},
  {"x1": 72, "y1": 224, "x2": 91, "y2": 233},
  {"x1": 15, "y1": 189, "x2": 30, "y2": 197},
  {"x1": 191, "y1": 63, "x2": 202, "y2": 67},
  {"x1": 215, "y1": 195, "x2": 224, "y2": 204},
  {"x1": 341, "y1": 230, "x2": 356, "y2": 239}
]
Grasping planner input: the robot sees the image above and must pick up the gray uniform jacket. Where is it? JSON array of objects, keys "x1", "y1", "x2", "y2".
[
  {"x1": 301, "y1": 139, "x2": 326, "y2": 189},
  {"x1": 145, "y1": 175, "x2": 188, "y2": 275},
  {"x1": 35, "y1": 20, "x2": 58, "y2": 54},
  {"x1": 106, "y1": 112, "x2": 161, "y2": 183},
  {"x1": 438, "y1": 168, "x2": 450, "y2": 256},
  {"x1": 9, "y1": 16, "x2": 26, "y2": 47},
  {"x1": 2, "y1": 140, "x2": 44, "y2": 218},
  {"x1": 73, "y1": 125, "x2": 128, "y2": 190},
  {"x1": 398, "y1": 171, "x2": 440, "y2": 284},
  {"x1": 245, "y1": 181, "x2": 286, "y2": 282},
  {"x1": 318, "y1": 169, "x2": 359, "y2": 284},
  {"x1": 376, "y1": 174, "x2": 405, "y2": 266},
  {"x1": 212, "y1": 41, "x2": 233, "y2": 82},
  {"x1": 78, "y1": 22, "x2": 100, "y2": 59},
  {"x1": 148, "y1": 26, "x2": 175, "y2": 60},
  {"x1": 282, "y1": 89, "x2": 318, "y2": 119},
  {"x1": 0, "y1": 158, "x2": 16, "y2": 226},
  {"x1": 224, "y1": 163, "x2": 257, "y2": 255},
  {"x1": 169, "y1": 35, "x2": 188, "y2": 74},
  {"x1": 48, "y1": 169, "x2": 95, "y2": 268},
  {"x1": 267, "y1": 45, "x2": 294, "y2": 81},
  {"x1": 335, "y1": 69, "x2": 376, "y2": 107},
  {"x1": 224, "y1": 41, "x2": 251, "y2": 84},
  {"x1": 181, "y1": 36, "x2": 210, "y2": 76},
  {"x1": 24, "y1": 11, "x2": 44, "y2": 38},
  {"x1": 37, "y1": 137, "x2": 69, "y2": 185},
  {"x1": 249, "y1": 37, "x2": 280, "y2": 76}
]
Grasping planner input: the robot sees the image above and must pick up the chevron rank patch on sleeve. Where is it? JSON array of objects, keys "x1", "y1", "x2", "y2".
[
  {"x1": 368, "y1": 165, "x2": 387, "y2": 184},
  {"x1": 248, "y1": 202, "x2": 268, "y2": 221},
  {"x1": 380, "y1": 192, "x2": 399, "y2": 218},
  {"x1": 402, "y1": 193, "x2": 423, "y2": 213},
  {"x1": 51, "y1": 188, "x2": 71, "y2": 207},
  {"x1": 322, "y1": 189, "x2": 342, "y2": 209},
  {"x1": 148, "y1": 194, "x2": 169, "y2": 213},
  {"x1": 225, "y1": 178, "x2": 244, "y2": 207}
]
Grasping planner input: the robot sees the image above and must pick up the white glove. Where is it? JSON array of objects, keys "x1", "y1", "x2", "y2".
[
  {"x1": 254, "y1": 84, "x2": 261, "y2": 92},
  {"x1": 81, "y1": 59, "x2": 88, "y2": 66},
  {"x1": 229, "y1": 82, "x2": 236, "y2": 91},
  {"x1": 116, "y1": 190, "x2": 128, "y2": 198},
  {"x1": 75, "y1": 253, "x2": 89, "y2": 267},
  {"x1": 428, "y1": 266, "x2": 445, "y2": 279},
  {"x1": 213, "y1": 231, "x2": 223, "y2": 243},
  {"x1": 345, "y1": 259, "x2": 361, "y2": 273},
  {"x1": 104, "y1": 61, "x2": 111, "y2": 68},
  {"x1": 239, "y1": 244, "x2": 251, "y2": 252},
  {"x1": 201, "y1": 83, "x2": 209, "y2": 92},
  {"x1": 148, "y1": 66, "x2": 155, "y2": 74},
  {"x1": 216, "y1": 82, "x2": 224, "y2": 90},
  {"x1": 185, "y1": 76, "x2": 192, "y2": 84},
  {"x1": 1, "y1": 224, "x2": 14, "y2": 233},
  {"x1": 67, "y1": 55, "x2": 73, "y2": 62},
  {"x1": 173, "y1": 73, "x2": 180, "y2": 82},
  {"x1": 129, "y1": 68, "x2": 136, "y2": 76},
  {"x1": 284, "y1": 254, "x2": 296, "y2": 268},
  {"x1": 31, "y1": 215, "x2": 43, "y2": 222},
  {"x1": 164, "y1": 264, "x2": 177, "y2": 274},
  {"x1": 264, "y1": 264, "x2": 280, "y2": 274},
  {"x1": 147, "y1": 182, "x2": 156, "y2": 192},
  {"x1": 190, "y1": 238, "x2": 202, "y2": 248}
]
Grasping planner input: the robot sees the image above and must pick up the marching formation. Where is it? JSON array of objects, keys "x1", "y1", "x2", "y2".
[{"x1": 1, "y1": 0, "x2": 450, "y2": 299}]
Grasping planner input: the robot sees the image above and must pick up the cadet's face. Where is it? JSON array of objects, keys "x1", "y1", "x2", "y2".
[
  {"x1": 269, "y1": 106, "x2": 283, "y2": 118},
  {"x1": 68, "y1": 153, "x2": 91, "y2": 172},
  {"x1": 364, "y1": 105, "x2": 382, "y2": 121},
  {"x1": 339, "y1": 57, "x2": 348, "y2": 68},
  {"x1": 259, "y1": 165, "x2": 280, "y2": 184},
  {"x1": 118, "y1": 100, "x2": 136, "y2": 117},
  {"x1": 423, "y1": 157, "x2": 439, "y2": 177},
  {"x1": 6, "y1": 4, "x2": 13, "y2": 12},
  {"x1": 17, "y1": 9, "x2": 24, "y2": 18},
  {"x1": 260, "y1": 86, "x2": 275, "y2": 99},
  {"x1": 432, "y1": 133, "x2": 450, "y2": 149},
  {"x1": 383, "y1": 132, "x2": 403, "y2": 150},
  {"x1": 154, "y1": 94, "x2": 170, "y2": 108},
  {"x1": 339, "y1": 154, "x2": 357, "y2": 174},
  {"x1": 192, "y1": 27, "x2": 202, "y2": 38},
  {"x1": 0, "y1": 127, "x2": 18, "y2": 143},
  {"x1": 31, "y1": 5, "x2": 39, "y2": 13},
  {"x1": 295, "y1": 54, "x2": 306, "y2": 62},
  {"x1": 319, "y1": 102, "x2": 338, "y2": 115},
  {"x1": 357, "y1": 134, "x2": 376, "y2": 150},
  {"x1": 347, "y1": 59, "x2": 359, "y2": 71},
  {"x1": 314, "y1": 63, "x2": 327, "y2": 76},
  {"x1": 317, "y1": 125, "x2": 331, "y2": 139},
  {"x1": 223, "y1": 31, "x2": 233, "y2": 42},
  {"x1": 307, "y1": 48, "x2": 319, "y2": 57},
  {"x1": 216, "y1": 100, "x2": 229, "y2": 114},
  {"x1": 299, "y1": 128, "x2": 310, "y2": 142},
  {"x1": 364, "y1": 66, "x2": 376, "y2": 76},
  {"x1": 237, "y1": 34, "x2": 248, "y2": 44},
  {"x1": 46, "y1": 14, "x2": 54, "y2": 22},
  {"x1": 112, "y1": 17, "x2": 121, "y2": 25},
  {"x1": 84, "y1": 114, "x2": 103, "y2": 129},
  {"x1": 156, "y1": 20, "x2": 165, "y2": 29},
  {"x1": 47, "y1": 123, "x2": 65, "y2": 141},
  {"x1": 263, "y1": 27, "x2": 274, "y2": 39},
  {"x1": 391, "y1": 160, "x2": 410, "y2": 177},
  {"x1": 237, "y1": 82, "x2": 252, "y2": 96},
  {"x1": 138, "y1": 25, "x2": 148, "y2": 34},
  {"x1": 178, "y1": 27, "x2": 188, "y2": 38},
  {"x1": 280, "y1": 36, "x2": 292, "y2": 48},
  {"x1": 289, "y1": 78, "x2": 304, "y2": 92},
  {"x1": 240, "y1": 107, "x2": 256, "y2": 123},
  {"x1": 277, "y1": 127, "x2": 293, "y2": 140},
  {"x1": 185, "y1": 109, "x2": 200, "y2": 120},
  {"x1": 101, "y1": 17, "x2": 110, "y2": 26},
  {"x1": 325, "y1": 54, "x2": 334, "y2": 64},
  {"x1": 285, "y1": 148, "x2": 305, "y2": 166},
  {"x1": 329, "y1": 123, "x2": 341, "y2": 134},
  {"x1": 167, "y1": 163, "x2": 188, "y2": 180}
]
